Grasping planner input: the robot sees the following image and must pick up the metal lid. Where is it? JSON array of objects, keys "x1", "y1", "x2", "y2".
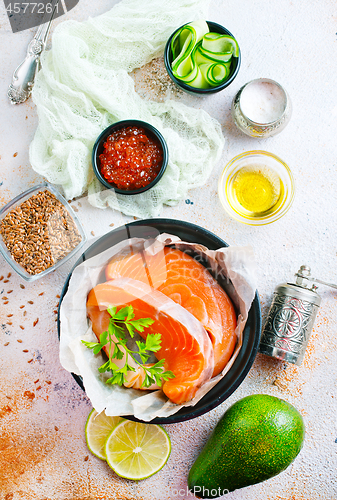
[{"x1": 274, "y1": 282, "x2": 321, "y2": 306}]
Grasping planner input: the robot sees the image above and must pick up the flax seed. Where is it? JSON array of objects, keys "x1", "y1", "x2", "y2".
[
  {"x1": 19, "y1": 325, "x2": 25, "y2": 330},
  {"x1": 20, "y1": 305, "x2": 25, "y2": 309},
  {"x1": 13, "y1": 152, "x2": 18, "y2": 157},
  {"x1": 28, "y1": 359, "x2": 33, "y2": 363},
  {"x1": 7, "y1": 314, "x2": 13, "y2": 317},
  {"x1": 4, "y1": 342, "x2": 9, "y2": 346},
  {"x1": 23, "y1": 311, "x2": 27, "y2": 316},
  {"x1": 38, "y1": 292, "x2": 44, "y2": 296},
  {"x1": 56, "y1": 294, "x2": 60, "y2": 298},
  {"x1": 54, "y1": 426, "x2": 59, "y2": 431},
  {"x1": 109, "y1": 223, "x2": 115, "y2": 227},
  {"x1": 33, "y1": 318, "x2": 39, "y2": 327},
  {"x1": 27, "y1": 301, "x2": 34, "y2": 305},
  {"x1": 84, "y1": 456, "x2": 89, "y2": 461},
  {"x1": 0, "y1": 276, "x2": 3, "y2": 280},
  {"x1": 20, "y1": 284, "x2": 25, "y2": 289},
  {"x1": 17, "y1": 339, "x2": 23, "y2": 343},
  {"x1": 3, "y1": 280, "x2": 9, "y2": 283},
  {"x1": 7, "y1": 290, "x2": 13, "y2": 294},
  {"x1": 22, "y1": 350, "x2": 29, "y2": 353},
  {"x1": 46, "y1": 381, "x2": 51, "y2": 384},
  {"x1": 7, "y1": 322, "x2": 12, "y2": 326},
  {"x1": 3, "y1": 301, "x2": 8, "y2": 305},
  {"x1": 91, "y1": 231, "x2": 95, "y2": 236},
  {"x1": 36, "y1": 386, "x2": 42, "y2": 391},
  {"x1": 0, "y1": 190, "x2": 82, "y2": 276}
]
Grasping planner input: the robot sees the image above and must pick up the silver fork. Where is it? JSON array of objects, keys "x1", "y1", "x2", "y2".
[{"x1": 7, "y1": 0, "x2": 60, "y2": 105}]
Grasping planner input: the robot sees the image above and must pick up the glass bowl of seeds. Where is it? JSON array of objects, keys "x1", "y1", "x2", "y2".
[{"x1": 0, "y1": 182, "x2": 86, "y2": 281}]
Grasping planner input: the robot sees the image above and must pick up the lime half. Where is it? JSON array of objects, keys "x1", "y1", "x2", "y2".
[
  {"x1": 105, "y1": 420, "x2": 171, "y2": 480},
  {"x1": 85, "y1": 409, "x2": 124, "y2": 460}
]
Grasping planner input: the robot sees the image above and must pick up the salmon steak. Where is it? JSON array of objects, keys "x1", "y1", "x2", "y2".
[
  {"x1": 87, "y1": 278, "x2": 214, "y2": 405},
  {"x1": 105, "y1": 247, "x2": 237, "y2": 376}
]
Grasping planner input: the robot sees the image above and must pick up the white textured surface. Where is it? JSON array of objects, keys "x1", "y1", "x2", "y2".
[{"x1": 0, "y1": 0, "x2": 337, "y2": 499}]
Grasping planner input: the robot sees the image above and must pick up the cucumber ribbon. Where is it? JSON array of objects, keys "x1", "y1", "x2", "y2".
[{"x1": 171, "y1": 20, "x2": 239, "y2": 89}]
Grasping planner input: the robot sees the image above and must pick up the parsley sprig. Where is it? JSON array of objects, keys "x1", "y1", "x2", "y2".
[{"x1": 82, "y1": 305, "x2": 175, "y2": 388}]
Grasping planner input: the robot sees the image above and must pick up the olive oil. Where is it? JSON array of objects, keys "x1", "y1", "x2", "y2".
[{"x1": 231, "y1": 166, "x2": 282, "y2": 215}]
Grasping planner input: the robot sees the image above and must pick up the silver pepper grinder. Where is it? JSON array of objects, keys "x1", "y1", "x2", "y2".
[{"x1": 259, "y1": 265, "x2": 337, "y2": 365}]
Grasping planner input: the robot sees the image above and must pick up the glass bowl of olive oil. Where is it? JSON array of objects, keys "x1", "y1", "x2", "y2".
[{"x1": 218, "y1": 151, "x2": 295, "y2": 225}]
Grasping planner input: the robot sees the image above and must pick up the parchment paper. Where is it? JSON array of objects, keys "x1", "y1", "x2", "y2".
[{"x1": 59, "y1": 233, "x2": 257, "y2": 421}]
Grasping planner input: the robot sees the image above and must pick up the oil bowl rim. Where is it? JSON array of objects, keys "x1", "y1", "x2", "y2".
[{"x1": 218, "y1": 150, "x2": 296, "y2": 226}]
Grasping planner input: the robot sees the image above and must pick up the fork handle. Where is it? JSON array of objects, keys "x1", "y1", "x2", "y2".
[{"x1": 7, "y1": 0, "x2": 60, "y2": 105}]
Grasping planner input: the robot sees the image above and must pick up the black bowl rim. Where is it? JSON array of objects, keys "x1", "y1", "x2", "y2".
[
  {"x1": 92, "y1": 119, "x2": 169, "y2": 195},
  {"x1": 57, "y1": 218, "x2": 261, "y2": 424},
  {"x1": 164, "y1": 20, "x2": 241, "y2": 95}
]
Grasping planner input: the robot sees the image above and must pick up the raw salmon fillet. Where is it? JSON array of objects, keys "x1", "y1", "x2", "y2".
[
  {"x1": 105, "y1": 247, "x2": 237, "y2": 376},
  {"x1": 87, "y1": 278, "x2": 214, "y2": 405}
]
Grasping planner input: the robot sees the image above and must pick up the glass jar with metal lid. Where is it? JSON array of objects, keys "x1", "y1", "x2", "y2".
[{"x1": 231, "y1": 78, "x2": 292, "y2": 138}]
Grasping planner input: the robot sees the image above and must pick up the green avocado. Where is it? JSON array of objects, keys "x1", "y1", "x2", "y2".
[{"x1": 188, "y1": 394, "x2": 305, "y2": 498}]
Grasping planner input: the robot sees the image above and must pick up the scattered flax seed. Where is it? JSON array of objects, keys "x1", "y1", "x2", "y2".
[
  {"x1": 13, "y1": 152, "x2": 18, "y2": 157},
  {"x1": 91, "y1": 230, "x2": 95, "y2": 236},
  {"x1": 56, "y1": 294, "x2": 60, "y2": 298},
  {"x1": 7, "y1": 322, "x2": 12, "y2": 326},
  {"x1": 46, "y1": 381, "x2": 51, "y2": 385},
  {"x1": 6, "y1": 395, "x2": 12, "y2": 399},
  {"x1": 7, "y1": 290, "x2": 13, "y2": 294},
  {"x1": 3, "y1": 280, "x2": 9, "y2": 283},
  {"x1": 7, "y1": 273, "x2": 11, "y2": 278},
  {"x1": 54, "y1": 426, "x2": 59, "y2": 431},
  {"x1": 34, "y1": 379, "x2": 39, "y2": 384},
  {"x1": 22, "y1": 350, "x2": 29, "y2": 353},
  {"x1": 20, "y1": 284, "x2": 25, "y2": 289},
  {"x1": 17, "y1": 339, "x2": 23, "y2": 343},
  {"x1": 109, "y1": 223, "x2": 115, "y2": 227},
  {"x1": 33, "y1": 318, "x2": 39, "y2": 327},
  {"x1": 3, "y1": 301, "x2": 8, "y2": 305},
  {"x1": 19, "y1": 325, "x2": 25, "y2": 330},
  {"x1": 273, "y1": 378, "x2": 288, "y2": 390},
  {"x1": 20, "y1": 305, "x2": 25, "y2": 309},
  {"x1": 53, "y1": 310, "x2": 58, "y2": 314},
  {"x1": 36, "y1": 386, "x2": 42, "y2": 391},
  {"x1": 23, "y1": 311, "x2": 27, "y2": 316},
  {"x1": 7, "y1": 314, "x2": 13, "y2": 317},
  {"x1": 2, "y1": 297, "x2": 8, "y2": 300},
  {"x1": 28, "y1": 359, "x2": 33, "y2": 363},
  {"x1": 4, "y1": 342, "x2": 9, "y2": 346},
  {"x1": 0, "y1": 276, "x2": 3, "y2": 280},
  {"x1": 28, "y1": 301, "x2": 34, "y2": 305},
  {"x1": 38, "y1": 292, "x2": 44, "y2": 296},
  {"x1": 84, "y1": 455, "x2": 89, "y2": 462}
]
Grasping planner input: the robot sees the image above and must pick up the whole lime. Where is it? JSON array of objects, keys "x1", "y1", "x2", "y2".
[{"x1": 188, "y1": 394, "x2": 305, "y2": 497}]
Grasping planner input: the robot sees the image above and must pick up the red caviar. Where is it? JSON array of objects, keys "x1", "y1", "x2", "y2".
[{"x1": 99, "y1": 126, "x2": 163, "y2": 191}]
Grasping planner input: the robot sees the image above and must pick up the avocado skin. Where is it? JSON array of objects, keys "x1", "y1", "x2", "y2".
[{"x1": 188, "y1": 394, "x2": 305, "y2": 497}]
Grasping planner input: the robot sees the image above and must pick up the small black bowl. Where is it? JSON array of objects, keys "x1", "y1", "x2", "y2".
[
  {"x1": 92, "y1": 120, "x2": 168, "y2": 195},
  {"x1": 164, "y1": 21, "x2": 241, "y2": 95}
]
